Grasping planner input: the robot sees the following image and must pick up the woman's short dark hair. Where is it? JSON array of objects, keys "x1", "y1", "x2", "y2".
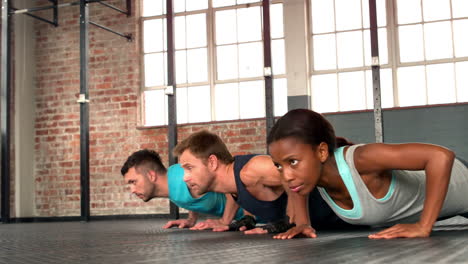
[{"x1": 267, "y1": 109, "x2": 352, "y2": 153}]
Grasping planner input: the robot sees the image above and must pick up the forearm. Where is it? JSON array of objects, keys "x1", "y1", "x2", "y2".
[
  {"x1": 188, "y1": 211, "x2": 199, "y2": 224},
  {"x1": 419, "y1": 151, "x2": 454, "y2": 229},
  {"x1": 220, "y1": 194, "x2": 241, "y2": 225},
  {"x1": 287, "y1": 192, "x2": 310, "y2": 226}
]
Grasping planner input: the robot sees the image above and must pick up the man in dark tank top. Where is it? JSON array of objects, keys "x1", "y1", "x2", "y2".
[{"x1": 173, "y1": 130, "x2": 358, "y2": 235}]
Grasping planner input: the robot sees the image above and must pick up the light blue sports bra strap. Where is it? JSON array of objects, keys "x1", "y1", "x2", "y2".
[{"x1": 319, "y1": 146, "x2": 363, "y2": 219}]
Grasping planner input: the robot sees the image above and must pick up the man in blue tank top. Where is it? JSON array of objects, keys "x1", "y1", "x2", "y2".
[
  {"x1": 121, "y1": 149, "x2": 244, "y2": 229},
  {"x1": 173, "y1": 130, "x2": 357, "y2": 234}
]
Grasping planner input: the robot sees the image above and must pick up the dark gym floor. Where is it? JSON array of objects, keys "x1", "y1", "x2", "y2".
[{"x1": 0, "y1": 216, "x2": 467, "y2": 264}]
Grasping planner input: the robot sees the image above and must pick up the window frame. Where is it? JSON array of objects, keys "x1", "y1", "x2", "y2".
[
  {"x1": 308, "y1": 0, "x2": 468, "y2": 112},
  {"x1": 140, "y1": 0, "x2": 286, "y2": 126}
]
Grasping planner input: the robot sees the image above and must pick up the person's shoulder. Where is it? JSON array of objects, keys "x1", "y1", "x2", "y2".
[{"x1": 248, "y1": 154, "x2": 272, "y2": 163}]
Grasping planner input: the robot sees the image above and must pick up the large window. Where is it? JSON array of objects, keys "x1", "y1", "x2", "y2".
[
  {"x1": 310, "y1": 0, "x2": 468, "y2": 113},
  {"x1": 142, "y1": 0, "x2": 287, "y2": 126}
]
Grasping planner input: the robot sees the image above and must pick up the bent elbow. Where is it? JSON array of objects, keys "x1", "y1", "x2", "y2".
[{"x1": 439, "y1": 148, "x2": 455, "y2": 166}]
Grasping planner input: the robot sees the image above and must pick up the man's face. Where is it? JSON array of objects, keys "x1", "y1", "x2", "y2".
[
  {"x1": 124, "y1": 167, "x2": 156, "y2": 202},
  {"x1": 179, "y1": 150, "x2": 215, "y2": 196}
]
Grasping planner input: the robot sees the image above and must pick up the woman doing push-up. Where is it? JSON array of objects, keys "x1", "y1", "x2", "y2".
[{"x1": 267, "y1": 109, "x2": 468, "y2": 239}]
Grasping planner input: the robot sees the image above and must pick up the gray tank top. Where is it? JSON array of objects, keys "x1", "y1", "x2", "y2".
[{"x1": 318, "y1": 144, "x2": 468, "y2": 226}]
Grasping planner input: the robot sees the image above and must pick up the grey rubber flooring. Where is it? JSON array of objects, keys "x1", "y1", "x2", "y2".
[{"x1": 0, "y1": 216, "x2": 467, "y2": 264}]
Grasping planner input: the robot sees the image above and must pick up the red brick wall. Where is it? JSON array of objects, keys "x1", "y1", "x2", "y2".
[{"x1": 32, "y1": 0, "x2": 267, "y2": 217}]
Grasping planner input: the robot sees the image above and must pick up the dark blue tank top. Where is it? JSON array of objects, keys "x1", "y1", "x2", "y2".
[{"x1": 231, "y1": 154, "x2": 288, "y2": 223}]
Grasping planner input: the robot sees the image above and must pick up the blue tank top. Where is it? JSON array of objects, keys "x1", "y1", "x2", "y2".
[
  {"x1": 167, "y1": 164, "x2": 244, "y2": 220},
  {"x1": 231, "y1": 155, "x2": 288, "y2": 223}
]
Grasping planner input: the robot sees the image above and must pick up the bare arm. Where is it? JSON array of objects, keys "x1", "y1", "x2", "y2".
[
  {"x1": 191, "y1": 195, "x2": 241, "y2": 231},
  {"x1": 220, "y1": 194, "x2": 241, "y2": 225},
  {"x1": 187, "y1": 211, "x2": 199, "y2": 224},
  {"x1": 246, "y1": 155, "x2": 316, "y2": 239},
  {"x1": 163, "y1": 210, "x2": 199, "y2": 229},
  {"x1": 354, "y1": 143, "x2": 455, "y2": 238}
]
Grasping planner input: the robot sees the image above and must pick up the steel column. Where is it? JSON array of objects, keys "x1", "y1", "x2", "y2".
[
  {"x1": 262, "y1": 0, "x2": 274, "y2": 146},
  {"x1": 79, "y1": 0, "x2": 91, "y2": 221},
  {"x1": 368, "y1": 0, "x2": 384, "y2": 143},
  {"x1": 166, "y1": 0, "x2": 179, "y2": 219},
  {"x1": 1, "y1": 0, "x2": 11, "y2": 224}
]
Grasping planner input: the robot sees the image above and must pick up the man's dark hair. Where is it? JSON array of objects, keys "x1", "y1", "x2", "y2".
[{"x1": 121, "y1": 149, "x2": 167, "y2": 176}]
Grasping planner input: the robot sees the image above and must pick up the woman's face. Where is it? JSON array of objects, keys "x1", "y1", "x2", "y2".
[{"x1": 269, "y1": 137, "x2": 325, "y2": 196}]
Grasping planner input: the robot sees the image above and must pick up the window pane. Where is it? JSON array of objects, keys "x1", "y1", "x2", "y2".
[
  {"x1": 238, "y1": 42, "x2": 263, "y2": 78},
  {"x1": 186, "y1": 0, "x2": 208, "y2": 11},
  {"x1": 424, "y1": 22, "x2": 453, "y2": 60},
  {"x1": 187, "y1": 86, "x2": 211, "y2": 123},
  {"x1": 270, "y1": 4, "x2": 284, "y2": 39},
  {"x1": 398, "y1": 25, "x2": 424, "y2": 63},
  {"x1": 144, "y1": 53, "x2": 166, "y2": 87},
  {"x1": 456, "y1": 62, "x2": 468, "y2": 102},
  {"x1": 272, "y1": 39, "x2": 286, "y2": 75},
  {"x1": 365, "y1": 69, "x2": 394, "y2": 109},
  {"x1": 313, "y1": 34, "x2": 337, "y2": 70},
  {"x1": 311, "y1": 74, "x2": 338, "y2": 113},
  {"x1": 422, "y1": 0, "x2": 450, "y2": 21},
  {"x1": 337, "y1": 31, "x2": 364, "y2": 69},
  {"x1": 273, "y1": 78, "x2": 288, "y2": 117},
  {"x1": 144, "y1": 90, "x2": 166, "y2": 126},
  {"x1": 144, "y1": 19, "x2": 166, "y2": 53},
  {"x1": 396, "y1": 0, "x2": 422, "y2": 24},
  {"x1": 380, "y1": 69, "x2": 395, "y2": 109},
  {"x1": 175, "y1": 50, "x2": 187, "y2": 84},
  {"x1": 217, "y1": 45, "x2": 238, "y2": 80},
  {"x1": 364, "y1": 28, "x2": 388, "y2": 66},
  {"x1": 215, "y1": 83, "x2": 239, "y2": 121},
  {"x1": 311, "y1": 0, "x2": 335, "y2": 33},
  {"x1": 239, "y1": 81, "x2": 265, "y2": 119},
  {"x1": 335, "y1": 0, "x2": 362, "y2": 31},
  {"x1": 426, "y1": 63, "x2": 456, "y2": 104},
  {"x1": 186, "y1": 14, "x2": 207, "y2": 48},
  {"x1": 453, "y1": 19, "x2": 468, "y2": 58},
  {"x1": 338, "y1": 71, "x2": 366, "y2": 111},
  {"x1": 174, "y1": 0, "x2": 185, "y2": 13},
  {"x1": 213, "y1": 0, "x2": 236, "y2": 8},
  {"x1": 362, "y1": 0, "x2": 387, "y2": 28},
  {"x1": 237, "y1": 7, "x2": 262, "y2": 42},
  {"x1": 238, "y1": 0, "x2": 261, "y2": 4},
  {"x1": 142, "y1": 0, "x2": 164, "y2": 17},
  {"x1": 176, "y1": 87, "x2": 188, "y2": 124},
  {"x1": 216, "y1": 10, "x2": 237, "y2": 45},
  {"x1": 452, "y1": 0, "x2": 468, "y2": 18},
  {"x1": 175, "y1": 16, "x2": 186, "y2": 50},
  {"x1": 187, "y1": 48, "x2": 208, "y2": 83},
  {"x1": 397, "y1": 66, "x2": 426, "y2": 107}
]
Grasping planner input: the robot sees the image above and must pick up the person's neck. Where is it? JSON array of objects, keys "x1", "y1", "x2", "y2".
[
  {"x1": 153, "y1": 173, "x2": 169, "y2": 198},
  {"x1": 211, "y1": 162, "x2": 238, "y2": 195},
  {"x1": 317, "y1": 156, "x2": 346, "y2": 193}
]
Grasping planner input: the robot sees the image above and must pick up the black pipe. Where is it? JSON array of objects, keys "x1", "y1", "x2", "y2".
[
  {"x1": 10, "y1": 0, "x2": 107, "y2": 14},
  {"x1": 97, "y1": 1, "x2": 127, "y2": 15},
  {"x1": 368, "y1": 0, "x2": 384, "y2": 143},
  {"x1": 89, "y1": 21, "x2": 132, "y2": 41},
  {"x1": 262, "y1": 0, "x2": 274, "y2": 148},
  {"x1": 1, "y1": 0, "x2": 11, "y2": 224},
  {"x1": 126, "y1": 0, "x2": 131, "y2": 17},
  {"x1": 79, "y1": 0, "x2": 91, "y2": 222},
  {"x1": 166, "y1": 0, "x2": 179, "y2": 220},
  {"x1": 10, "y1": 6, "x2": 57, "y2": 26}
]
